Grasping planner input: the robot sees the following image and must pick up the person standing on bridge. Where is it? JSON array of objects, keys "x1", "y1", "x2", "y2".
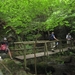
[
  {"x1": 49, "y1": 32, "x2": 59, "y2": 52},
  {"x1": 66, "y1": 33, "x2": 73, "y2": 49}
]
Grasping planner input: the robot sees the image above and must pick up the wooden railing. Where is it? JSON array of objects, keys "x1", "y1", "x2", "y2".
[{"x1": 11, "y1": 40, "x2": 74, "y2": 74}]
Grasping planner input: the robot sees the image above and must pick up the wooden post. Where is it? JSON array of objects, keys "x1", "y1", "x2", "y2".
[
  {"x1": 34, "y1": 40, "x2": 37, "y2": 75},
  {"x1": 71, "y1": 40, "x2": 73, "y2": 49},
  {"x1": 59, "y1": 40, "x2": 63, "y2": 53},
  {"x1": 44, "y1": 43, "x2": 46, "y2": 56},
  {"x1": 72, "y1": 40, "x2": 74, "y2": 49},
  {"x1": 45, "y1": 42, "x2": 48, "y2": 57},
  {"x1": 44, "y1": 42, "x2": 48, "y2": 63},
  {"x1": 23, "y1": 44, "x2": 26, "y2": 70}
]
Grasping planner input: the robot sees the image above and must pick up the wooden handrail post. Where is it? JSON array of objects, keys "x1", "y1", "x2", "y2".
[
  {"x1": 59, "y1": 40, "x2": 63, "y2": 53},
  {"x1": 23, "y1": 44, "x2": 26, "y2": 70},
  {"x1": 72, "y1": 40, "x2": 74, "y2": 49},
  {"x1": 34, "y1": 40, "x2": 37, "y2": 75},
  {"x1": 45, "y1": 42, "x2": 48, "y2": 57},
  {"x1": 71, "y1": 39, "x2": 73, "y2": 49},
  {"x1": 44, "y1": 43, "x2": 46, "y2": 56}
]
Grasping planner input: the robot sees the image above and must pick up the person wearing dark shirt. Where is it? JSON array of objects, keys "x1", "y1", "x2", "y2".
[{"x1": 49, "y1": 32, "x2": 58, "y2": 52}]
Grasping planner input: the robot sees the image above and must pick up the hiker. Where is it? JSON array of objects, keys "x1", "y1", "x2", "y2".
[
  {"x1": 66, "y1": 33, "x2": 73, "y2": 49},
  {"x1": 0, "y1": 37, "x2": 13, "y2": 59},
  {"x1": 49, "y1": 32, "x2": 58, "y2": 52}
]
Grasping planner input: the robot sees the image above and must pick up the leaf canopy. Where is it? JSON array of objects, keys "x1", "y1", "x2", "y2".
[{"x1": 0, "y1": 0, "x2": 75, "y2": 35}]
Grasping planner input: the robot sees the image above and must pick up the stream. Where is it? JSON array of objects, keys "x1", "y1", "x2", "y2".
[{"x1": 27, "y1": 49, "x2": 75, "y2": 75}]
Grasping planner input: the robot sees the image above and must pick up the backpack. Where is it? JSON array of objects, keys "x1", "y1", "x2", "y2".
[{"x1": 0, "y1": 44, "x2": 7, "y2": 50}]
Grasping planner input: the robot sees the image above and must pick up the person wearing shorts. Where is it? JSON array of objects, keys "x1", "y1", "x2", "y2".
[{"x1": 66, "y1": 33, "x2": 72, "y2": 49}]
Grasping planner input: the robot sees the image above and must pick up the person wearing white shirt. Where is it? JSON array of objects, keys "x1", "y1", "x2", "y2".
[{"x1": 66, "y1": 33, "x2": 72, "y2": 49}]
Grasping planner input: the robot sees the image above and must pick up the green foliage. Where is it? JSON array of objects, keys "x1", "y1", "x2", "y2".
[
  {"x1": 0, "y1": 59, "x2": 28, "y2": 75},
  {"x1": 0, "y1": 0, "x2": 75, "y2": 36}
]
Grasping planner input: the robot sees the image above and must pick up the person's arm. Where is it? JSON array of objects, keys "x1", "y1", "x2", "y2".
[
  {"x1": 6, "y1": 42, "x2": 13, "y2": 59},
  {"x1": 53, "y1": 35, "x2": 58, "y2": 41}
]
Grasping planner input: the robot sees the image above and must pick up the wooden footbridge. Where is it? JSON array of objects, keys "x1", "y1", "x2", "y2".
[
  {"x1": 15, "y1": 48, "x2": 67, "y2": 60},
  {"x1": 13, "y1": 40, "x2": 63, "y2": 59},
  {"x1": 11, "y1": 40, "x2": 74, "y2": 71}
]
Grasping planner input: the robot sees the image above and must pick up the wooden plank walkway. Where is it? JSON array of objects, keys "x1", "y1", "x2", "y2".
[{"x1": 15, "y1": 48, "x2": 68, "y2": 60}]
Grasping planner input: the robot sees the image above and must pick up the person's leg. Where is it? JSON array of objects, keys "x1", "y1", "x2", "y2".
[
  {"x1": 7, "y1": 49, "x2": 13, "y2": 59},
  {"x1": 53, "y1": 42, "x2": 56, "y2": 48},
  {"x1": 67, "y1": 40, "x2": 71, "y2": 49},
  {"x1": 0, "y1": 50, "x2": 6, "y2": 60},
  {"x1": 51, "y1": 42, "x2": 54, "y2": 51},
  {"x1": 67, "y1": 40, "x2": 69, "y2": 48},
  {"x1": 51, "y1": 41, "x2": 55, "y2": 52}
]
